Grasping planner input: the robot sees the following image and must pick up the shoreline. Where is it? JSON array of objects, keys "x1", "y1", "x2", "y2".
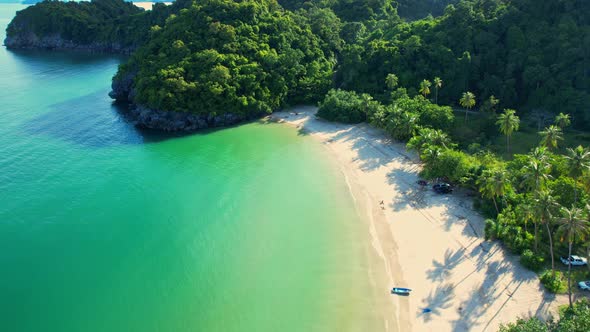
[{"x1": 270, "y1": 106, "x2": 565, "y2": 331}]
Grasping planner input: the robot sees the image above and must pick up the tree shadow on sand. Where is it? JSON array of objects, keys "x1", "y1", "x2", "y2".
[
  {"x1": 290, "y1": 112, "x2": 415, "y2": 172},
  {"x1": 450, "y1": 250, "x2": 539, "y2": 331},
  {"x1": 418, "y1": 283, "x2": 455, "y2": 323},
  {"x1": 426, "y1": 248, "x2": 467, "y2": 282}
]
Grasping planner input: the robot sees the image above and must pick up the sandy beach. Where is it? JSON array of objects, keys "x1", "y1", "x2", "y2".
[
  {"x1": 270, "y1": 106, "x2": 566, "y2": 331},
  {"x1": 132, "y1": 2, "x2": 171, "y2": 10}
]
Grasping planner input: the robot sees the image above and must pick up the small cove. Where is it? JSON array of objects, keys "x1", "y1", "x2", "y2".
[{"x1": 0, "y1": 4, "x2": 387, "y2": 331}]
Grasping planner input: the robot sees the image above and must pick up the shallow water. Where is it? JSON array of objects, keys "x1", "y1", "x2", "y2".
[{"x1": 0, "y1": 4, "x2": 384, "y2": 331}]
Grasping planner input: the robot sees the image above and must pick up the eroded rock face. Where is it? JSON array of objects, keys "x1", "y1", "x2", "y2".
[
  {"x1": 125, "y1": 106, "x2": 261, "y2": 132},
  {"x1": 109, "y1": 71, "x2": 138, "y2": 103},
  {"x1": 4, "y1": 33, "x2": 135, "y2": 54}
]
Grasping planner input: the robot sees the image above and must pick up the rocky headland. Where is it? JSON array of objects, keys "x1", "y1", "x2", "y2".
[{"x1": 4, "y1": 33, "x2": 136, "y2": 54}]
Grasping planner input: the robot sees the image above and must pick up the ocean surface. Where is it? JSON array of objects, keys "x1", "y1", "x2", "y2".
[{"x1": 0, "y1": 4, "x2": 382, "y2": 331}]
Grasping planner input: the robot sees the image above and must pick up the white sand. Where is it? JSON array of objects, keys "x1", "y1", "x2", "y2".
[
  {"x1": 270, "y1": 106, "x2": 567, "y2": 331},
  {"x1": 132, "y1": 2, "x2": 171, "y2": 10}
]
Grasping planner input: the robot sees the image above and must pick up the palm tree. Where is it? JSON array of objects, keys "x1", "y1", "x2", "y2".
[
  {"x1": 496, "y1": 109, "x2": 520, "y2": 155},
  {"x1": 565, "y1": 146, "x2": 590, "y2": 205},
  {"x1": 477, "y1": 169, "x2": 508, "y2": 214},
  {"x1": 407, "y1": 128, "x2": 452, "y2": 154},
  {"x1": 422, "y1": 145, "x2": 442, "y2": 164},
  {"x1": 530, "y1": 146, "x2": 549, "y2": 163},
  {"x1": 397, "y1": 111, "x2": 419, "y2": 140},
  {"x1": 360, "y1": 93, "x2": 373, "y2": 116},
  {"x1": 433, "y1": 77, "x2": 442, "y2": 104},
  {"x1": 419, "y1": 79, "x2": 432, "y2": 98},
  {"x1": 518, "y1": 202, "x2": 535, "y2": 234},
  {"x1": 555, "y1": 112, "x2": 571, "y2": 130},
  {"x1": 557, "y1": 206, "x2": 589, "y2": 307},
  {"x1": 534, "y1": 191, "x2": 558, "y2": 273},
  {"x1": 385, "y1": 73, "x2": 399, "y2": 91},
  {"x1": 459, "y1": 91, "x2": 476, "y2": 122},
  {"x1": 539, "y1": 125, "x2": 563, "y2": 151},
  {"x1": 488, "y1": 95, "x2": 499, "y2": 113},
  {"x1": 522, "y1": 154, "x2": 552, "y2": 252},
  {"x1": 521, "y1": 154, "x2": 551, "y2": 194}
]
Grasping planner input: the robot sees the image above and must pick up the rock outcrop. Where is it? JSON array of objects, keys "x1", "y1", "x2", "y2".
[
  {"x1": 4, "y1": 33, "x2": 136, "y2": 54},
  {"x1": 110, "y1": 73, "x2": 265, "y2": 132},
  {"x1": 109, "y1": 71, "x2": 138, "y2": 103},
  {"x1": 124, "y1": 106, "x2": 261, "y2": 132}
]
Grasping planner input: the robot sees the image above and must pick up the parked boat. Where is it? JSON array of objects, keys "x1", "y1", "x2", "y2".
[{"x1": 391, "y1": 287, "x2": 412, "y2": 295}]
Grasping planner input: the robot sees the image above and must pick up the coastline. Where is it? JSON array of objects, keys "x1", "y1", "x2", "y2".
[{"x1": 270, "y1": 106, "x2": 565, "y2": 331}]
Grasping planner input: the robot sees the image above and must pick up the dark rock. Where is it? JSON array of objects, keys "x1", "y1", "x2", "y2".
[
  {"x1": 109, "y1": 70, "x2": 138, "y2": 103},
  {"x1": 3, "y1": 33, "x2": 136, "y2": 54},
  {"x1": 124, "y1": 106, "x2": 264, "y2": 132}
]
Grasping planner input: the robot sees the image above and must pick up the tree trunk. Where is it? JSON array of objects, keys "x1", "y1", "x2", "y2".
[
  {"x1": 507, "y1": 135, "x2": 510, "y2": 155},
  {"x1": 534, "y1": 222, "x2": 539, "y2": 253},
  {"x1": 492, "y1": 196, "x2": 499, "y2": 214},
  {"x1": 545, "y1": 221, "x2": 555, "y2": 274},
  {"x1": 435, "y1": 88, "x2": 438, "y2": 105},
  {"x1": 568, "y1": 237, "x2": 573, "y2": 308},
  {"x1": 464, "y1": 108, "x2": 468, "y2": 123}
]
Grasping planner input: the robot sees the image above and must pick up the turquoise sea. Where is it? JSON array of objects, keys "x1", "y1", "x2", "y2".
[{"x1": 0, "y1": 4, "x2": 385, "y2": 331}]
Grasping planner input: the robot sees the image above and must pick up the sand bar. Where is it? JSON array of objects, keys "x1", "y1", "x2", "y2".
[{"x1": 270, "y1": 106, "x2": 567, "y2": 332}]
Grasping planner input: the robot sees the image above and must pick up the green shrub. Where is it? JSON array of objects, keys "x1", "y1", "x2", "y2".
[
  {"x1": 540, "y1": 270, "x2": 567, "y2": 293},
  {"x1": 421, "y1": 148, "x2": 478, "y2": 183},
  {"x1": 499, "y1": 317, "x2": 549, "y2": 332},
  {"x1": 317, "y1": 89, "x2": 366, "y2": 123},
  {"x1": 520, "y1": 249, "x2": 545, "y2": 272}
]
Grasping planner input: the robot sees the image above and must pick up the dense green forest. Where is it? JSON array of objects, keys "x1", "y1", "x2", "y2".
[
  {"x1": 116, "y1": 0, "x2": 333, "y2": 114},
  {"x1": 5, "y1": 0, "x2": 185, "y2": 48},
  {"x1": 6, "y1": 0, "x2": 588, "y2": 126}
]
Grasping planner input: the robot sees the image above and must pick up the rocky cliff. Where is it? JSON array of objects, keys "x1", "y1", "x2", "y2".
[
  {"x1": 4, "y1": 33, "x2": 136, "y2": 54},
  {"x1": 110, "y1": 73, "x2": 262, "y2": 132}
]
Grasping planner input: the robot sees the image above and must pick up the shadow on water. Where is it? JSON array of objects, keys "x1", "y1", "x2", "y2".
[
  {"x1": 20, "y1": 89, "x2": 266, "y2": 148},
  {"x1": 5, "y1": 48, "x2": 127, "y2": 67},
  {"x1": 21, "y1": 90, "x2": 193, "y2": 147}
]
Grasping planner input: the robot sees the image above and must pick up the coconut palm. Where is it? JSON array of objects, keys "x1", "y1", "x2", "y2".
[
  {"x1": 517, "y1": 202, "x2": 535, "y2": 234},
  {"x1": 459, "y1": 91, "x2": 476, "y2": 122},
  {"x1": 397, "y1": 111, "x2": 419, "y2": 140},
  {"x1": 419, "y1": 79, "x2": 432, "y2": 98},
  {"x1": 422, "y1": 145, "x2": 442, "y2": 164},
  {"x1": 477, "y1": 169, "x2": 509, "y2": 213},
  {"x1": 407, "y1": 128, "x2": 452, "y2": 154},
  {"x1": 557, "y1": 206, "x2": 589, "y2": 307},
  {"x1": 539, "y1": 125, "x2": 563, "y2": 150},
  {"x1": 433, "y1": 77, "x2": 442, "y2": 104},
  {"x1": 555, "y1": 112, "x2": 571, "y2": 130},
  {"x1": 534, "y1": 191, "x2": 558, "y2": 273},
  {"x1": 360, "y1": 93, "x2": 373, "y2": 115},
  {"x1": 496, "y1": 109, "x2": 520, "y2": 155},
  {"x1": 521, "y1": 154, "x2": 551, "y2": 193},
  {"x1": 565, "y1": 145, "x2": 590, "y2": 205},
  {"x1": 530, "y1": 146, "x2": 549, "y2": 163},
  {"x1": 522, "y1": 154, "x2": 552, "y2": 252},
  {"x1": 385, "y1": 73, "x2": 398, "y2": 91},
  {"x1": 488, "y1": 95, "x2": 499, "y2": 113}
]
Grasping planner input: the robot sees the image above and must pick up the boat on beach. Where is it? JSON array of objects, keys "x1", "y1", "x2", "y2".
[{"x1": 391, "y1": 287, "x2": 412, "y2": 295}]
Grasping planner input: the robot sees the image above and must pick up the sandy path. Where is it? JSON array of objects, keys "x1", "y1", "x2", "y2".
[{"x1": 270, "y1": 107, "x2": 565, "y2": 332}]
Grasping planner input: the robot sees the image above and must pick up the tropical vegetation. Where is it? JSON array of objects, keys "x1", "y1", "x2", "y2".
[{"x1": 5, "y1": 0, "x2": 590, "y2": 329}]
